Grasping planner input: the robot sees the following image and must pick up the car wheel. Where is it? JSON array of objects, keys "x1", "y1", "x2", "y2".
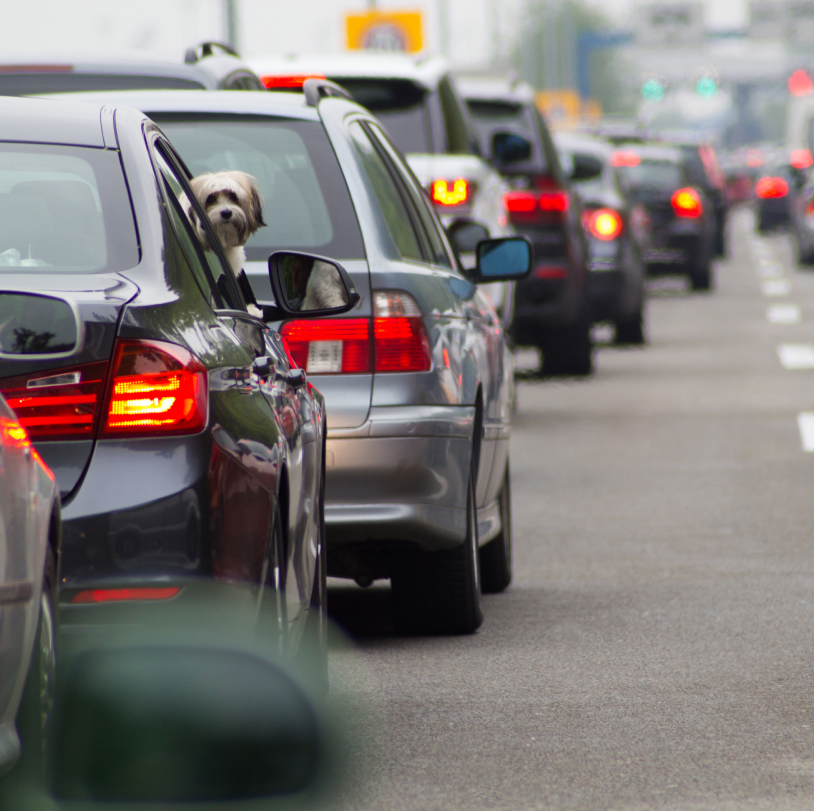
[
  {"x1": 391, "y1": 466, "x2": 483, "y2": 635},
  {"x1": 615, "y1": 305, "x2": 646, "y2": 345},
  {"x1": 797, "y1": 238, "x2": 814, "y2": 266},
  {"x1": 541, "y1": 303, "x2": 593, "y2": 376},
  {"x1": 15, "y1": 545, "x2": 57, "y2": 779},
  {"x1": 689, "y1": 257, "x2": 713, "y2": 291},
  {"x1": 479, "y1": 461, "x2": 512, "y2": 594}
]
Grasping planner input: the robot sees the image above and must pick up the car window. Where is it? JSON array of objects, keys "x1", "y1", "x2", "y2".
[
  {"x1": 153, "y1": 116, "x2": 365, "y2": 262},
  {"x1": 367, "y1": 124, "x2": 455, "y2": 269},
  {"x1": 0, "y1": 142, "x2": 139, "y2": 274},
  {"x1": 348, "y1": 121, "x2": 424, "y2": 262},
  {"x1": 438, "y1": 75, "x2": 478, "y2": 155},
  {"x1": 616, "y1": 160, "x2": 683, "y2": 191}
]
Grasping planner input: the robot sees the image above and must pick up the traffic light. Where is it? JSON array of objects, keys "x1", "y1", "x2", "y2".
[
  {"x1": 641, "y1": 79, "x2": 665, "y2": 102},
  {"x1": 695, "y1": 75, "x2": 718, "y2": 98}
]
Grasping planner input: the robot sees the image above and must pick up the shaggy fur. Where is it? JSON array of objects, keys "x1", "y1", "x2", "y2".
[
  {"x1": 302, "y1": 261, "x2": 347, "y2": 310},
  {"x1": 185, "y1": 171, "x2": 265, "y2": 278}
]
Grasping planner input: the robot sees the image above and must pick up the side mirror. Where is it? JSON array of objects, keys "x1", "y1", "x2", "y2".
[
  {"x1": 472, "y1": 236, "x2": 532, "y2": 283},
  {"x1": 0, "y1": 291, "x2": 82, "y2": 359},
  {"x1": 267, "y1": 252, "x2": 360, "y2": 319},
  {"x1": 491, "y1": 131, "x2": 533, "y2": 165},
  {"x1": 570, "y1": 153, "x2": 603, "y2": 182},
  {"x1": 446, "y1": 218, "x2": 490, "y2": 255}
]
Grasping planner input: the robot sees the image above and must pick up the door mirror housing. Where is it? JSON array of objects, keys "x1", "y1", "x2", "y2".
[
  {"x1": 472, "y1": 236, "x2": 533, "y2": 283},
  {"x1": 446, "y1": 218, "x2": 490, "y2": 255},
  {"x1": 0, "y1": 291, "x2": 82, "y2": 359},
  {"x1": 570, "y1": 153, "x2": 603, "y2": 182},
  {"x1": 492, "y1": 131, "x2": 533, "y2": 165},
  {"x1": 267, "y1": 252, "x2": 360, "y2": 320}
]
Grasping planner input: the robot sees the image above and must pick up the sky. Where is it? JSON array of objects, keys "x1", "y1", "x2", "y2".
[{"x1": 0, "y1": 0, "x2": 748, "y2": 68}]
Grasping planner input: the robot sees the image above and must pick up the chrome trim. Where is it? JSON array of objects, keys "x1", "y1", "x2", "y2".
[
  {"x1": 327, "y1": 405, "x2": 475, "y2": 440},
  {"x1": 483, "y1": 423, "x2": 511, "y2": 440}
]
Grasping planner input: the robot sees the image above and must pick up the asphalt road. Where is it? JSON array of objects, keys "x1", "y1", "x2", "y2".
[{"x1": 327, "y1": 207, "x2": 814, "y2": 811}]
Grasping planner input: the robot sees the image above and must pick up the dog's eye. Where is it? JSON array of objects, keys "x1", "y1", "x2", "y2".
[
  {"x1": 205, "y1": 194, "x2": 217, "y2": 207},
  {"x1": 226, "y1": 191, "x2": 239, "y2": 204}
]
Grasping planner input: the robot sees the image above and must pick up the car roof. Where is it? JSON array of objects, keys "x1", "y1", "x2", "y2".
[
  {"x1": 38, "y1": 89, "x2": 322, "y2": 121},
  {"x1": 249, "y1": 53, "x2": 450, "y2": 90},
  {"x1": 454, "y1": 74, "x2": 536, "y2": 105},
  {"x1": 0, "y1": 96, "x2": 108, "y2": 147}
]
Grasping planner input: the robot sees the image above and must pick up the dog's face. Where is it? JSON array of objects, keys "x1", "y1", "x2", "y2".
[{"x1": 187, "y1": 171, "x2": 265, "y2": 250}]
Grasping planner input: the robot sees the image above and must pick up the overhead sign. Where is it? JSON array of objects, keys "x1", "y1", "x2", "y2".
[
  {"x1": 749, "y1": 0, "x2": 785, "y2": 39},
  {"x1": 636, "y1": 3, "x2": 705, "y2": 46},
  {"x1": 346, "y1": 11, "x2": 423, "y2": 53}
]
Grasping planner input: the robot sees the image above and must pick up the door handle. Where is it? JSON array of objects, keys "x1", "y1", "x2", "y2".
[{"x1": 252, "y1": 356, "x2": 275, "y2": 380}]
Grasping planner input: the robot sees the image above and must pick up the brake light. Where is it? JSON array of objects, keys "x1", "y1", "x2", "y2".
[
  {"x1": 101, "y1": 340, "x2": 207, "y2": 437},
  {"x1": 538, "y1": 191, "x2": 569, "y2": 212},
  {"x1": 1, "y1": 361, "x2": 109, "y2": 440},
  {"x1": 432, "y1": 179, "x2": 469, "y2": 206},
  {"x1": 503, "y1": 190, "x2": 569, "y2": 214},
  {"x1": 756, "y1": 176, "x2": 789, "y2": 199},
  {"x1": 71, "y1": 586, "x2": 181, "y2": 603},
  {"x1": 260, "y1": 73, "x2": 326, "y2": 89},
  {"x1": 373, "y1": 291, "x2": 430, "y2": 372},
  {"x1": 583, "y1": 208, "x2": 624, "y2": 241},
  {"x1": 611, "y1": 150, "x2": 641, "y2": 167},
  {"x1": 671, "y1": 187, "x2": 703, "y2": 218},
  {"x1": 281, "y1": 319, "x2": 371, "y2": 374},
  {"x1": 792, "y1": 149, "x2": 814, "y2": 169}
]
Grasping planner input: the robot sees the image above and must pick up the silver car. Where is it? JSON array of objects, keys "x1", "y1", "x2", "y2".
[
  {"x1": 0, "y1": 389, "x2": 59, "y2": 773},
  {"x1": 60, "y1": 87, "x2": 530, "y2": 634}
]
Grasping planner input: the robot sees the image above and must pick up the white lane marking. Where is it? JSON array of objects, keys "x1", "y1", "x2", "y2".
[
  {"x1": 762, "y1": 279, "x2": 791, "y2": 297},
  {"x1": 758, "y1": 262, "x2": 784, "y2": 279},
  {"x1": 778, "y1": 344, "x2": 814, "y2": 369},
  {"x1": 768, "y1": 304, "x2": 802, "y2": 324},
  {"x1": 798, "y1": 413, "x2": 814, "y2": 451}
]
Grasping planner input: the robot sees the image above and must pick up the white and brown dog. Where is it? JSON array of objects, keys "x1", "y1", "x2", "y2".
[{"x1": 186, "y1": 170, "x2": 265, "y2": 278}]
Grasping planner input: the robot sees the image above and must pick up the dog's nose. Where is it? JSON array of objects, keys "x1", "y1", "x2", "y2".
[{"x1": 221, "y1": 208, "x2": 232, "y2": 220}]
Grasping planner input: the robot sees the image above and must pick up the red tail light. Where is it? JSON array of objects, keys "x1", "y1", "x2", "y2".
[
  {"x1": 503, "y1": 191, "x2": 538, "y2": 213},
  {"x1": 101, "y1": 340, "x2": 208, "y2": 438},
  {"x1": 582, "y1": 208, "x2": 624, "y2": 240},
  {"x1": 503, "y1": 190, "x2": 569, "y2": 219},
  {"x1": 260, "y1": 73, "x2": 326, "y2": 89},
  {"x1": 432, "y1": 179, "x2": 469, "y2": 206},
  {"x1": 755, "y1": 176, "x2": 789, "y2": 199},
  {"x1": 71, "y1": 586, "x2": 181, "y2": 603},
  {"x1": 1, "y1": 361, "x2": 109, "y2": 440},
  {"x1": 280, "y1": 292, "x2": 431, "y2": 375},
  {"x1": 671, "y1": 187, "x2": 703, "y2": 218},
  {"x1": 792, "y1": 149, "x2": 814, "y2": 169},
  {"x1": 610, "y1": 150, "x2": 641, "y2": 167}
]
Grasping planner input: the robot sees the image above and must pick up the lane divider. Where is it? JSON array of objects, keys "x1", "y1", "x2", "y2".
[
  {"x1": 777, "y1": 344, "x2": 814, "y2": 369},
  {"x1": 762, "y1": 279, "x2": 791, "y2": 297},
  {"x1": 767, "y1": 304, "x2": 802, "y2": 324},
  {"x1": 798, "y1": 413, "x2": 814, "y2": 452}
]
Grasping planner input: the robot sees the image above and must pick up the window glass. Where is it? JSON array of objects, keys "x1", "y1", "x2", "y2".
[
  {"x1": 438, "y1": 76, "x2": 478, "y2": 155},
  {"x1": 616, "y1": 160, "x2": 683, "y2": 191},
  {"x1": 153, "y1": 117, "x2": 365, "y2": 262},
  {"x1": 368, "y1": 124, "x2": 454, "y2": 269},
  {"x1": 0, "y1": 143, "x2": 139, "y2": 274},
  {"x1": 348, "y1": 121, "x2": 423, "y2": 262}
]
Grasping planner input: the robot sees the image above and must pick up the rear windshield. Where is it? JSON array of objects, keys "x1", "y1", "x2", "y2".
[
  {"x1": 466, "y1": 99, "x2": 546, "y2": 170},
  {"x1": 0, "y1": 143, "x2": 139, "y2": 273},
  {"x1": 332, "y1": 78, "x2": 431, "y2": 154},
  {"x1": 153, "y1": 116, "x2": 365, "y2": 261},
  {"x1": 616, "y1": 160, "x2": 682, "y2": 191},
  {"x1": 0, "y1": 73, "x2": 205, "y2": 95}
]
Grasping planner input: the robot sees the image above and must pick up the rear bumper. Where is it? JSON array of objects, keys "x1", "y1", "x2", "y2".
[{"x1": 325, "y1": 405, "x2": 476, "y2": 552}]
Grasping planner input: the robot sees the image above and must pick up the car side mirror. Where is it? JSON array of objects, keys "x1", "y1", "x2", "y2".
[
  {"x1": 0, "y1": 291, "x2": 82, "y2": 359},
  {"x1": 446, "y1": 218, "x2": 490, "y2": 255},
  {"x1": 471, "y1": 236, "x2": 532, "y2": 283},
  {"x1": 491, "y1": 131, "x2": 533, "y2": 165},
  {"x1": 570, "y1": 153, "x2": 603, "y2": 182},
  {"x1": 267, "y1": 251, "x2": 360, "y2": 319}
]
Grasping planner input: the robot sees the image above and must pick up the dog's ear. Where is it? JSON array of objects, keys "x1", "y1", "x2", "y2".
[{"x1": 245, "y1": 175, "x2": 266, "y2": 231}]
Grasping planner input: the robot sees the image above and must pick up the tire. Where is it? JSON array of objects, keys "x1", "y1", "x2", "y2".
[
  {"x1": 479, "y1": 461, "x2": 512, "y2": 594},
  {"x1": 614, "y1": 305, "x2": 646, "y2": 345},
  {"x1": 689, "y1": 256, "x2": 712, "y2": 291},
  {"x1": 15, "y1": 545, "x2": 56, "y2": 780},
  {"x1": 541, "y1": 301, "x2": 593, "y2": 376},
  {"x1": 391, "y1": 467, "x2": 483, "y2": 635},
  {"x1": 797, "y1": 237, "x2": 814, "y2": 266}
]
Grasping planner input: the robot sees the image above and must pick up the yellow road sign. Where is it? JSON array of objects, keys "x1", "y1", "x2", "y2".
[{"x1": 346, "y1": 10, "x2": 423, "y2": 53}]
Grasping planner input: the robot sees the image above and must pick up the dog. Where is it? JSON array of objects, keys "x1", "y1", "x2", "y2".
[
  {"x1": 302, "y1": 261, "x2": 347, "y2": 310},
  {"x1": 186, "y1": 171, "x2": 265, "y2": 279}
]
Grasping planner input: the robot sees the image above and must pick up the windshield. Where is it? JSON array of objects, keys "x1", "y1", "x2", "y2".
[
  {"x1": 0, "y1": 143, "x2": 139, "y2": 273},
  {"x1": 0, "y1": 73, "x2": 204, "y2": 95},
  {"x1": 616, "y1": 160, "x2": 682, "y2": 191},
  {"x1": 154, "y1": 116, "x2": 365, "y2": 261}
]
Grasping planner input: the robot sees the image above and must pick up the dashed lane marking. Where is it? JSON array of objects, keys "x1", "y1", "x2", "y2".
[
  {"x1": 778, "y1": 344, "x2": 814, "y2": 369},
  {"x1": 798, "y1": 413, "x2": 814, "y2": 452},
  {"x1": 758, "y1": 262, "x2": 784, "y2": 279},
  {"x1": 768, "y1": 304, "x2": 802, "y2": 324},
  {"x1": 762, "y1": 279, "x2": 791, "y2": 297}
]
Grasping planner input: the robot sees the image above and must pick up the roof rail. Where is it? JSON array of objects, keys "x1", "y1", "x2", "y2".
[
  {"x1": 302, "y1": 78, "x2": 353, "y2": 107},
  {"x1": 184, "y1": 41, "x2": 240, "y2": 65}
]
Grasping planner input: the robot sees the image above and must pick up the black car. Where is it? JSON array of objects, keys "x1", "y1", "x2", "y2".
[
  {"x1": 755, "y1": 159, "x2": 796, "y2": 232},
  {"x1": 457, "y1": 75, "x2": 592, "y2": 375},
  {"x1": 0, "y1": 96, "x2": 355, "y2": 678},
  {"x1": 612, "y1": 143, "x2": 716, "y2": 291},
  {"x1": 0, "y1": 41, "x2": 263, "y2": 95},
  {"x1": 553, "y1": 132, "x2": 647, "y2": 345}
]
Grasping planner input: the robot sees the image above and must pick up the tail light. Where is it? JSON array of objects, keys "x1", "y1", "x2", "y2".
[
  {"x1": 610, "y1": 150, "x2": 641, "y2": 167},
  {"x1": 260, "y1": 74, "x2": 326, "y2": 89},
  {"x1": 582, "y1": 208, "x2": 624, "y2": 240},
  {"x1": 1, "y1": 361, "x2": 109, "y2": 440},
  {"x1": 101, "y1": 340, "x2": 208, "y2": 438},
  {"x1": 755, "y1": 176, "x2": 789, "y2": 199},
  {"x1": 671, "y1": 187, "x2": 703, "y2": 218},
  {"x1": 792, "y1": 149, "x2": 814, "y2": 169},
  {"x1": 432, "y1": 179, "x2": 470, "y2": 206},
  {"x1": 71, "y1": 586, "x2": 181, "y2": 603},
  {"x1": 504, "y1": 190, "x2": 569, "y2": 224},
  {"x1": 280, "y1": 292, "x2": 431, "y2": 375},
  {"x1": 805, "y1": 200, "x2": 814, "y2": 219}
]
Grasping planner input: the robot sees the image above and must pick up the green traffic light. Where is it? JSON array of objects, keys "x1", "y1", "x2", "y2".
[
  {"x1": 642, "y1": 79, "x2": 665, "y2": 102},
  {"x1": 695, "y1": 76, "x2": 717, "y2": 98}
]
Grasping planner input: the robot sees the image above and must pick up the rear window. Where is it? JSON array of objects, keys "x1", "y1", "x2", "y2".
[
  {"x1": 153, "y1": 116, "x2": 365, "y2": 261},
  {"x1": 0, "y1": 73, "x2": 205, "y2": 95},
  {"x1": 0, "y1": 143, "x2": 139, "y2": 273},
  {"x1": 466, "y1": 99, "x2": 547, "y2": 172},
  {"x1": 332, "y1": 78, "x2": 431, "y2": 154},
  {"x1": 616, "y1": 160, "x2": 682, "y2": 191}
]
